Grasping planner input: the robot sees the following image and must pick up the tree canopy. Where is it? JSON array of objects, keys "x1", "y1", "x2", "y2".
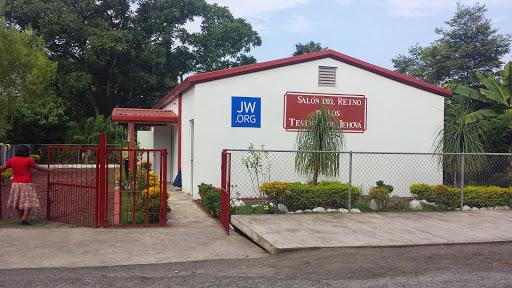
[
  {"x1": 5, "y1": 0, "x2": 261, "y2": 121},
  {"x1": 0, "y1": 13, "x2": 58, "y2": 140},
  {"x1": 392, "y1": 3, "x2": 511, "y2": 87},
  {"x1": 293, "y1": 41, "x2": 327, "y2": 56}
]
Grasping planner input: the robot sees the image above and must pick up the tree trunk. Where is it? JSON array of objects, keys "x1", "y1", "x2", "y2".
[
  {"x1": 312, "y1": 168, "x2": 319, "y2": 186},
  {"x1": 86, "y1": 91, "x2": 101, "y2": 116}
]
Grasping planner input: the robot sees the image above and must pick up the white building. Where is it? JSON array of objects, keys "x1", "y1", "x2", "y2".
[{"x1": 137, "y1": 50, "x2": 451, "y2": 198}]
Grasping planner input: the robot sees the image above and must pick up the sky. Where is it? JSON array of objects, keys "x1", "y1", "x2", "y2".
[{"x1": 199, "y1": 0, "x2": 512, "y2": 71}]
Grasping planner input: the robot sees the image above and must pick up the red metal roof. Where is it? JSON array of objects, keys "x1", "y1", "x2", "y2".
[
  {"x1": 112, "y1": 108, "x2": 178, "y2": 125},
  {"x1": 154, "y1": 49, "x2": 451, "y2": 109}
]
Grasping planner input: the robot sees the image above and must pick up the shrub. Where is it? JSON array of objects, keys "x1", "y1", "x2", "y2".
[
  {"x1": 1, "y1": 168, "x2": 13, "y2": 184},
  {"x1": 375, "y1": 180, "x2": 394, "y2": 194},
  {"x1": 261, "y1": 181, "x2": 291, "y2": 204},
  {"x1": 432, "y1": 185, "x2": 450, "y2": 210},
  {"x1": 410, "y1": 184, "x2": 433, "y2": 201},
  {"x1": 140, "y1": 161, "x2": 152, "y2": 171},
  {"x1": 198, "y1": 183, "x2": 221, "y2": 218},
  {"x1": 369, "y1": 187, "x2": 390, "y2": 210},
  {"x1": 286, "y1": 181, "x2": 360, "y2": 210},
  {"x1": 29, "y1": 154, "x2": 41, "y2": 163}
]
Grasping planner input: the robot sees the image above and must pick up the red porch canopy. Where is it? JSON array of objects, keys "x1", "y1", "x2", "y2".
[
  {"x1": 112, "y1": 108, "x2": 178, "y2": 166},
  {"x1": 112, "y1": 108, "x2": 178, "y2": 126}
]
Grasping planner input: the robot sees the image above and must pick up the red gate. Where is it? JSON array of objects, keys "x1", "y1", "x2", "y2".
[
  {"x1": 47, "y1": 146, "x2": 99, "y2": 227},
  {"x1": 47, "y1": 134, "x2": 167, "y2": 227},
  {"x1": 220, "y1": 150, "x2": 231, "y2": 234}
]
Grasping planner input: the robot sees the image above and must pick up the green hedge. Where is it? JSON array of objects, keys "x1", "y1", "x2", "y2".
[
  {"x1": 286, "y1": 181, "x2": 360, "y2": 210},
  {"x1": 198, "y1": 183, "x2": 221, "y2": 218},
  {"x1": 410, "y1": 184, "x2": 512, "y2": 208}
]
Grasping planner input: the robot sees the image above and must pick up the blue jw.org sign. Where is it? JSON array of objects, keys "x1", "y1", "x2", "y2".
[{"x1": 231, "y1": 96, "x2": 261, "y2": 128}]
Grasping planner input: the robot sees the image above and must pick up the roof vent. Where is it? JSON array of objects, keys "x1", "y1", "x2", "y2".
[{"x1": 318, "y1": 66, "x2": 337, "y2": 87}]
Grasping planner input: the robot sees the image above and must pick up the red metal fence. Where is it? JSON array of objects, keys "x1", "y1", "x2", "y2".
[
  {"x1": 46, "y1": 134, "x2": 167, "y2": 227},
  {"x1": 47, "y1": 146, "x2": 99, "y2": 227},
  {"x1": 0, "y1": 150, "x2": 2, "y2": 220},
  {"x1": 220, "y1": 150, "x2": 231, "y2": 234}
]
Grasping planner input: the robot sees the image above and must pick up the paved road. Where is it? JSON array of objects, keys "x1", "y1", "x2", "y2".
[{"x1": 1, "y1": 242, "x2": 511, "y2": 287}]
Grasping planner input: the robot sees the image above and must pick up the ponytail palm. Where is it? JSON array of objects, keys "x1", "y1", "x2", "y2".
[
  {"x1": 295, "y1": 105, "x2": 344, "y2": 186},
  {"x1": 434, "y1": 95, "x2": 486, "y2": 177}
]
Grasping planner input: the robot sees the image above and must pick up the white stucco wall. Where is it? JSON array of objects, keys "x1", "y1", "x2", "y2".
[{"x1": 170, "y1": 58, "x2": 445, "y2": 198}]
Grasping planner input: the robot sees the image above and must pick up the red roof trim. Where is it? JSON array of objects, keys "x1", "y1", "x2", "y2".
[
  {"x1": 112, "y1": 108, "x2": 178, "y2": 124},
  {"x1": 153, "y1": 50, "x2": 451, "y2": 109}
]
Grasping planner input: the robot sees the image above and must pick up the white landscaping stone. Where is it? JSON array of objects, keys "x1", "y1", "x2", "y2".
[
  {"x1": 312, "y1": 207, "x2": 326, "y2": 213},
  {"x1": 370, "y1": 199, "x2": 379, "y2": 211},
  {"x1": 479, "y1": 207, "x2": 487, "y2": 211},
  {"x1": 471, "y1": 207, "x2": 480, "y2": 211},
  {"x1": 326, "y1": 209, "x2": 338, "y2": 213},
  {"x1": 463, "y1": 205, "x2": 472, "y2": 211},
  {"x1": 419, "y1": 199, "x2": 429, "y2": 203},
  {"x1": 338, "y1": 208, "x2": 349, "y2": 213},
  {"x1": 304, "y1": 209, "x2": 312, "y2": 213},
  {"x1": 504, "y1": 206, "x2": 510, "y2": 210},
  {"x1": 486, "y1": 207, "x2": 494, "y2": 211},
  {"x1": 455, "y1": 208, "x2": 460, "y2": 211},
  {"x1": 295, "y1": 210, "x2": 303, "y2": 213},
  {"x1": 409, "y1": 200, "x2": 423, "y2": 210},
  {"x1": 230, "y1": 199, "x2": 245, "y2": 207},
  {"x1": 278, "y1": 204, "x2": 288, "y2": 213},
  {"x1": 494, "y1": 206, "x2": 502, "y2": 210},
  {"x1": 286, "y1": 212, "x2": 295, "y2": 214},
  {"x1": 350, "y1": 208, "x2": 361, "y2": 213}
]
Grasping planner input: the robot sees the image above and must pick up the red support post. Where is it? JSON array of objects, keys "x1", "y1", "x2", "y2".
[
  {"x1": 220, "y1": 150, "x2": 231, "y2": 235},
  {"x1": 46, "y1": 146, "x2": 50, "y2": 220},
  {"x1": 163, "y1": 149, "x2": 168, "y2": 226},
  {"x1": 98, "y1": 133, "x2": 106, "y2": 227},
  {"x1": 0, "y1": 149, "x2": 2, "y2": 220}
]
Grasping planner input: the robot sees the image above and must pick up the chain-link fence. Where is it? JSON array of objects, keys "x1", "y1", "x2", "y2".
[{"x1": 226, "y1": 149, "x2": 512, "y2": 213}]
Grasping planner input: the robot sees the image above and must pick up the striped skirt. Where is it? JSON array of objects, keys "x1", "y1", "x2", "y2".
[{"x1": 7, "y1": 183, "x2": 41, "y2": 210}]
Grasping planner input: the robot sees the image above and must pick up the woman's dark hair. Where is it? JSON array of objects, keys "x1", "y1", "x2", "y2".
[{"x1": 15, "y1": 145, "x2": 30, "y2": 157}]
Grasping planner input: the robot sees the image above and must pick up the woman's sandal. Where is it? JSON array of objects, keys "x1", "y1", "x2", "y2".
[{"x1": 20, "y1": 219, "x2": 31, "y2": 226}]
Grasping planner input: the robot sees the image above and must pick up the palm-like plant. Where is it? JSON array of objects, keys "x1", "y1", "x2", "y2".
[
  {"x1": 295, "y1": 105, "x2": 344, "y2": 186},
  {"x1": 444, "y1": 61, "x2": 512, "y2": 124},
  {"x1": 433, "y1": 95, "x2": 486, "y2": 184}
]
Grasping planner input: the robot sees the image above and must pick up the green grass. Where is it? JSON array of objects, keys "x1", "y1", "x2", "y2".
[
  {"x1": 230, "y1": 198, "x2": 442, "y2": 215},
  {"x1": 231, "y1": 202, "x2": 276, "y2": 215}
]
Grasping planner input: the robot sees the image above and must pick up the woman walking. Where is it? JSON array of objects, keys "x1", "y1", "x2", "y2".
[{"x1": 0, "y1": 145, "x2": 55, "y2": 225}]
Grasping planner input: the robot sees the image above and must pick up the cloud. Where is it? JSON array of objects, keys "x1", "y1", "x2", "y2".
[
  {"x1": 283, "y1": 15, "x2": 313, "y2": 34},
  {"x1": 206, "y1": 0, "x2": 311, "y2": 17},
  {"x1": 386, "y1": 0, "x2": 512, "y2": 18}
]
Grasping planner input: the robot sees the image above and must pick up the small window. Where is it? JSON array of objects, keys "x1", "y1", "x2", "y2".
[{"x1": 318, "y1": 66, "x2": 337, "y2": 87}]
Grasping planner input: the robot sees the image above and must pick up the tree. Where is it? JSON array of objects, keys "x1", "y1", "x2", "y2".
[
  {"x1": 0, "y1": 14, "x2": 57, "y2": 139},
  {"x1": 5, "y1": 0, "x2": 261, "y2": 120},
  {"x1": 392, "y1": 3, "x2": 511, "y2": 87},
  {"x1": 293, "y1": 41, "x2": 327, "y2": 56},
  {"x1": 433, "y1": 95, "x2": 486, "y2": 186},
  {"x1": 295, "y1": 105, "x2": 344, "y2": 186},
  {"x1": 445, "y1": 62, "x2": 512, "y2": 124}
]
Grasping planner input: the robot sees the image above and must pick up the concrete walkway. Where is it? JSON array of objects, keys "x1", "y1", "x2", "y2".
[
  {"x1": 231, "y1": 210, "x2": 512, "y2": 254},
  {"x1": 0, "y1": 187, "x2": 267, "y2": 269}
]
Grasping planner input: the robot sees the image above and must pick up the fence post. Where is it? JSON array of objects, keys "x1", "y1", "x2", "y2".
[
  {"x1": 162, "y1": 149, "x2": 167, "y2": 227},
  {"x1": 220, "y1": 150, "x2": 231, "y2": 235},
  {"x1": 98, "y1": 133, "x2": 106, "y2": 227},
  {"x1": 460, "y1": 153, "x2": 465, "y2": 210},
  {"x1": 0, "y1": 147, "x2": 2, "y2": 220},
  {"x1": 348, "y1": 151, "x2": 353, "y2": 211}
]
